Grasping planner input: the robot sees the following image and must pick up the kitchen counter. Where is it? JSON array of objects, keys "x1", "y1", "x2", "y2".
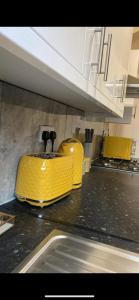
[{"x1": 1, "y1": 166, "x2": 139, "y2": 273}]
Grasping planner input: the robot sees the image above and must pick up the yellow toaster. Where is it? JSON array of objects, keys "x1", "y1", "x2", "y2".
[
  {"x1": 58, "y1": 138, "x2": 84, "y2": 189},
  {"x1": 15, "y1": 153, "x2": 73, "y2": 207}
]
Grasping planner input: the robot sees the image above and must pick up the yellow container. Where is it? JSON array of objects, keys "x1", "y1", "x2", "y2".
[
  {"x1": 103, "y1": 136, "x2": 133, "y2": 160},
  {"x1": 58, "y1": 138, "x2": 84, "y2": 189},
  {"x1": 84, "y1": 157, "x2": 91, "y2": 172},
  {"x1": 15, "y1": 153, "x2": 73, "y2": 207}
]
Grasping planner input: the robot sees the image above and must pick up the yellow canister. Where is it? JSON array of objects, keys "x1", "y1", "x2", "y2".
[
  {"x1": 58, "y1": 138, "x2": 84, "y2": 189},
  {"x1": 84, "y1": 157, "x2": 91, "y2": 173}
]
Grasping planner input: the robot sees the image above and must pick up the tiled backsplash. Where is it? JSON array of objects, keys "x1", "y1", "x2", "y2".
[{"x1": 0, "y1": 81, "x2": 104, "y2": 205}]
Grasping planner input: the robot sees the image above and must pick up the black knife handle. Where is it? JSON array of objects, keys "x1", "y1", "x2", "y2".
[{"x1": 85, "y1": 128, "x2": 94, "y2": 143}]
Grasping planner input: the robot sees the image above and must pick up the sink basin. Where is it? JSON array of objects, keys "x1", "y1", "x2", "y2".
[{"x1": 13, "y1": 230, "x2": 139, "y2": 273}]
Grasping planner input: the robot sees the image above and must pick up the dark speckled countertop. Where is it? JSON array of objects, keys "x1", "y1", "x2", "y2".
[{"x1": 1, "y1": 166, "x2": 139, "y2": 273}]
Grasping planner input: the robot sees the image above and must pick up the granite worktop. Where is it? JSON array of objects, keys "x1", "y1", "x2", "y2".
[{"x1": 1, "y1": 166, "x2": 139, "y2": 273}]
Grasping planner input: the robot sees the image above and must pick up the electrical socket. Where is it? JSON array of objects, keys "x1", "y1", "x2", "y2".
[{"x1": 38, "y1": 125, "x2": 54, "y2": 143}]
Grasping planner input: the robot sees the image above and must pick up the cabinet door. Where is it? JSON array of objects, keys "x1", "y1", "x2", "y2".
[
  {"x1": 109, "y1": 27, "x2": 133, "y2": 72},
  {"x1": 32, "y1": 27, "x2": 86, "y2": 74},
  {"x1": 105, "y1": 27, "x2": 133, "y2": 106},
  {"x1": 87, "y1": 27, "x2": 116, "y2": 103},
  {"x1": 128, "y1": 49, "x2": 139, "y2": 78},
  {"x1": 101, "y1": 27, "x2": 133, "y2": 85},
  {"x1": 87, "y1": 27, "x2": 133, "y2": 110}
]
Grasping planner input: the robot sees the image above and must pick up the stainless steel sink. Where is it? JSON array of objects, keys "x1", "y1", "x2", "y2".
[{"x1": 13, "y1": 230, "x2": 139, "y2": 273}]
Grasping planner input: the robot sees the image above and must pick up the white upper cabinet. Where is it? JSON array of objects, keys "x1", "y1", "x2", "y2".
[
  {"x1": 0, "y1": 27, "x2": 133, "y2": 118},
  {"x1": 109, "y1": 27, "x2": 133, "y2": 72},
  {"x1": 128, "y1": 50, "x2": 139, "y2": 78},
  {"x1": 32, "y1": 27, "x2": 86, "y2": 75},
  {"x1": 106, "y1": 27, "x2": 133, "y2": 108},
  {"x1": 83, "y1": 27, "x2": 133, "y2": 114}
]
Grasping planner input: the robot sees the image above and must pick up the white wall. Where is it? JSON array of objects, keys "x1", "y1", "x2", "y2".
[{"x1": 109, "y1": 99, "x2": 139, "y2": 158}]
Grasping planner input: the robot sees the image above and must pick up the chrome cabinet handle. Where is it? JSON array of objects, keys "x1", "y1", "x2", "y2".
[
  {"x1": 119, "y1": 75, "x2": 127, "y2": 102},
  {"x1": 97, "y1": 27, "x2": 106, "y2": 74},
  {"x1": 84, "y1": 27, "x2": 104, "y2": 80},
  {"x1": 122, "y1": 74, "x2": 127, "y2": 102},
  {"x1": 87, "y1": 27, "x2": 112, "y2": 82},
  {"x1": 104, "y1": 34, "x2": 112, "y2": 81},
  {"x1": 113, "y1": 75, "x2": 127, "y2": 102},
  {"x1": 132, "y1": 105, "x2": 137, "y2": 119},
  {"x1": 95, "y1": 29, "x2": 112, "y2": 81},
  {"x1": 88, "y1": 27, "x2": 106, "y2": 71}
]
